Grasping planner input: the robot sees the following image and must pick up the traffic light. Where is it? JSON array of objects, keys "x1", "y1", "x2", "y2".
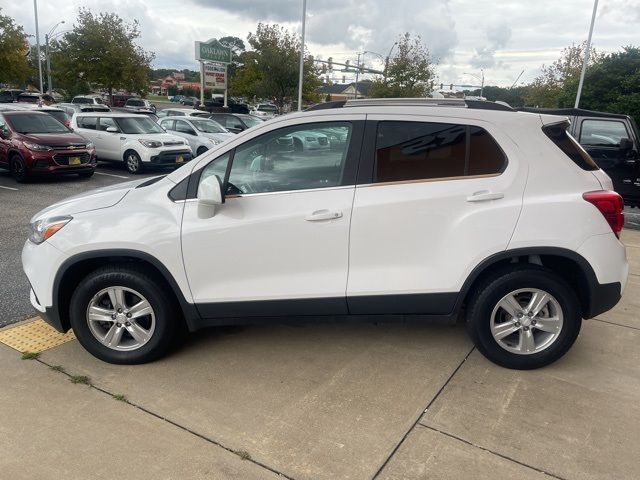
[
  {"x1": 342, "y1": 75, "x2": 346, "y2": 83},
  {"x1": 321, "y1": 64, "x2": 327, "y2": 74},
  {"x1": 450, "y1": 84, "x2": 453, "y2": 90},
  {"x1": 345, "y1": 60, "x2": 350, "y2": 70},
  {"x1": 440, "y1": 83, "x2": 443, "y2": 90},
  {"x1": 328, "y1": 57, "x2": 333, "y2": 70}
]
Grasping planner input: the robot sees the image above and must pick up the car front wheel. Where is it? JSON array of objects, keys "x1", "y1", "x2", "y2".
[
  {"x1": 124, "y1": 151, "x2": 143, "y2": 174},
  {"x1": 69, "y1": 265, "x2": 178, "y2": 364},
  {"x1": 466, "y1": 266, "x2": 581, "y2": 370}
]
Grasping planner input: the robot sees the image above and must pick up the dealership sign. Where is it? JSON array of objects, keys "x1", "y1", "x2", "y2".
[
  {"x1": 204, "y1": 63, "x2": 226, "y2": 89},
  {"x1": 195, "y1": 39, "x2": 232, "y2": 64}
]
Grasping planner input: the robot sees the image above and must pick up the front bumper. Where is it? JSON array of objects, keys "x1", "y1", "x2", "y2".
[{"x1": 148, "y1": 149, "x2": 193, "y2": 166}]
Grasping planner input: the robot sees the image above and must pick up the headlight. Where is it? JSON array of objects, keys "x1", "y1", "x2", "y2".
[
  {"x1": 305, "y1": 137, "x2": 317, "y2": 142},
  {"x1": 23, "y1": 141, "x2": 51, "y2": 151},
  {"x1": 28, "y1": 216, "x2": 72, "y2": 244},
  {"x1": 208, "y1": 138, "x2": 222, "y2": 145},
  {"x1": 85, "y1": 142, "x2": 95, "y2": 149},
  {"x1": 138, "y1": 139, "x2": 162, "y2": 148}
]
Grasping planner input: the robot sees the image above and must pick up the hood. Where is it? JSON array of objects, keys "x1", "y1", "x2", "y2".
[
  {"x1": 125, "y1": 132, "x2": 185, "y2": 143},
  {"x1": 31, "y1": 177, "x2": 151, "y2": 221},
  {"x1": 22, "y1": 132, "x2": 89, "y2": 146}
]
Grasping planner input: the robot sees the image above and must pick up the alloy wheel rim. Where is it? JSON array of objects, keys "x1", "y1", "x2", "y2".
[
  {"x1": 127, "y1": 155, "x2": 139, "y2": 172},
  {"x1": 490, "y1": 288, "x2": 563, "y2": 355},
  {"x1": 86, "y1": 286, "x2": 155, "y2": 351}
]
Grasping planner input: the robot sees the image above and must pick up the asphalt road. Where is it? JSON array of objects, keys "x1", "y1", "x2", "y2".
[
  {"x1": 1, "y1": 162, "x2": 639, "y2": 328},
  {"x1": 0, "y1": 164, "x2": 158, "y2": 327}
]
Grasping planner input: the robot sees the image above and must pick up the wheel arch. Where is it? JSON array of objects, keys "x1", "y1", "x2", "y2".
[
  {"x1": 122, "y1": 148, "x2": 141, "y2": 162},
  {"x1": 52, "y1": 250, "x2": 200, "y2": 333},
  {"x1": 456, "y1": 247, "x2": 617, "y2": 320}
]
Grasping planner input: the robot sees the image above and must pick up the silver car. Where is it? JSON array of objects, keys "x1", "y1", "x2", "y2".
[{"x1": 159, "y1": 116, "x2": 234, "y2": 156}]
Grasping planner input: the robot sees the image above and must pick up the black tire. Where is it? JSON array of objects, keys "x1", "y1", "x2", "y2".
[
  {"x1": 10, "y1": 155, "x2": 29, "y2": 182},
  {"x1": 78, "y1": 170, "x2": 95, "y2": 178},
  {"x1": 466, "y1": 265, "x2": 581, "y2": 370},
  {"x1": 124, "y1": 151, "x2": 144, "y2": 174},
  {"x1": 196, "y1": 146, "x2": 208, "y2": 157},
  {"x1": 69, "y1": 264, "x2": 179, "y2": 364}
]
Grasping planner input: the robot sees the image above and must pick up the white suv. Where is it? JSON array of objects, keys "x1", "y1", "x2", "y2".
[
  {"x1": 71, "y1": 113, "x2": 193, "y2": 173},
  {"x1": 23, "y1": 99, "x2": 628, "y2": 368}
]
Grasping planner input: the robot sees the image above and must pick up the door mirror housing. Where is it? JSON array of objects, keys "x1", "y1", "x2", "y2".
[
  {"x1": 0, "y1": 128, "x2": 10, "y2": 139},
  {"x1": 619, "y1": 137, "x2": 633, "y2": 152},
  {"x1": 197, "y1": 174, "x2": 224, "y2": 206},
  {"x1": 106, "y1": 126, "x2": 119, "y2": 133}
]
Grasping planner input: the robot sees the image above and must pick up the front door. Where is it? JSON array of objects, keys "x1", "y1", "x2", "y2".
[
  {"x1": 95, "y1": 117, "x2": 123, "y2": 161},
  {"x1": 347, "y1": 116, "x2": 526, "y2": 315},
  {"x1": 577, "y1": 117, "x2": 640, "y2": 202},
  {"x1": 180, "y1": 117, "x2": 364, "y2": 317}
]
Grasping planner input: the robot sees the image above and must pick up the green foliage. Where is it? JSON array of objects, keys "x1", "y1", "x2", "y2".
[
  {"x1": 525, "y1": 42, "x2": 601, "y2": 107},
  {"x1": 21, "y1": 351, "x2": 40, "y2": 360},
  {"x1": 0, "y1": 9, "x2": 31, "y2": 85},
  {"x1": 232, "y1": 23, "x2": 320, "y2": 108},
  {"x1": 50, "y1": 9, "x2": 155, "y2": 103},
  {"x1": 369, "y1": 33, "x2": 436, "y2": 98},
  {"x1": 463, "y1": 85, "x2": 530, "y2": 108}
]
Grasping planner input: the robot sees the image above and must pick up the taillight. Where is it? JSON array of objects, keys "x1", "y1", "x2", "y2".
[{"x1": 583, "y1": 191, "x2": 624, "y2": 238}]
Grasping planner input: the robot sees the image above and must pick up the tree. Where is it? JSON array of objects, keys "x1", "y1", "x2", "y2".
[
  {"x1": 50, "y1": 9, "x2": 154, "y2": 103},
  {"x1": 525, "y1": 42, "x2": 602, "y2": 107},
  {"x1": 558, "y1": 46, "x2": 640, "y2": 124},
  {"x1": 369, "y1": 33, "x2": 436, "y2": 98},
  {"x1": 233, "y1": 23, "x2": 320, "y2": 109},
  {"x1": 463, "y1": 85, "x2": 530, "y2": 108},
  {"x1": 219, "y1": 36, "x2": 246, "y2": 85},
  {"x1": 0, "y1": 10, "x2": 31, "y2": 86}
]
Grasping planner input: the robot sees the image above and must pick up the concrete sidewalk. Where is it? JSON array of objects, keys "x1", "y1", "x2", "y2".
[{"x1": 1, "y1": 230, "x2": 639, "y2": 480}]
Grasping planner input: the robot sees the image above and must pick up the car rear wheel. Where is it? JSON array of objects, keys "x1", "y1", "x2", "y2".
[
  {"x1": 69, "y1": 265, "x2": 178, "y2": 364},
  {"x1": 10, "y1": 155, "x2": 29, "y2": 182},
  {"x1": 466, "y1": 266, "x2": 581, "y2": 370},
  {"x1": 124, "y1": 151, "x2": 143, "y2": 174}
]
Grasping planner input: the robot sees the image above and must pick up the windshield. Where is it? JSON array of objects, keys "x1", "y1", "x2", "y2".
[
  {"x1": 239, "y1": 115, "x2": 263, "y2": 128},
  {"x1": 191, "y1": 119, "x2": 227, "y2": 133},
  {"x1": 74, "y1": 97, "x2": 93, "y2": 104},
  {"x1": 8, "y1": 113, "x2": 70, "y2": 134},
  {"x1": 258, "y1": 105, "x2": 277, "y2": 112},
  {"x1": 116, "y1": 116, "x2": 164, "y2": 134},
  {"x1": 128, "y1": 100, "x2": 144, "y2": 106}
]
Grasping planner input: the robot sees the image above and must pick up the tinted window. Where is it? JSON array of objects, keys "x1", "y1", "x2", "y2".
[
  {"x1": 239, "y1": 115, "x2": 263, "y2": 128},
  {"x1": 116, "y1": 117, "x2": 164, "y2": 134},
  {"x1": 46, "y1": 111, "x2": 69, "y2": 125},
  {"x1": 200, "y1": 152, "x2": 231, "y2": 184},
  {"x1": 7, "y1": 113, "x2": 69, "y2": 133},
  {"x1": 127, "y1": 99, "x2": 144, "y2": 106},
  {"x1": 579, "y1": 119, "x2": 629, "y2": 147},
  {"x1": 77, "y1": 116, "x2": 97, "y2": 130},
  {"x1": 375, "y1": 122, "x2": 466, "y2": 182},
  {"x1": 468, "y1": 126, "x2": 507, "y2": 175},
  {"x1": 224, "y1": 122, "x2": 351, "y2": 195},
  {"x1": 226, "y1": 116, "x2": 244, "y2": 129},
  {"x1": 175, "y1": 120, "x2": 196, "y2": 135},
  {"x1": 191, "y1": 119, "x2": 227, "y2": 133},
  {"x1": 73, "y1": 97, "x2": 93, "y2": 104},
  {"x1": 98, "y1": 117, "x2": 118, "y2": 131},
  {"x1": 160, "y1": 120, "x2": 175, "y2": 131},
  {"x1": 543, "y1": 121, "x2": 598, "y2": 171}
]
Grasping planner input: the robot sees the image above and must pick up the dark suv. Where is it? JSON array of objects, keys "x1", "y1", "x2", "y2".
[
  {"x1": 0, "y1": 111, "x2": 96, "y2": 182},
  {"x1": 521, "y1": 107, "x2": 640, "y2": 207}
]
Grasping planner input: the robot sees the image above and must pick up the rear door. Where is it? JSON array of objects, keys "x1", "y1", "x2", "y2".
[
  {"x1": 347, "y1": 116, "x2": 526, "y2": 315},
  {"x1": 577, "y1": 117, "x2": 640, "y2": 202}
]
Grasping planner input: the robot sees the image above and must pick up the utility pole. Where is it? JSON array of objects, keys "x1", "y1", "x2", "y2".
[
  {"x1": 33, "y1": 0, "x2": 44, "y2": 94},
  {"x1": 45, "y1": 21, "x2": 65, "y2": 95},
  {"x1": 575, "y1": 0, "x2": 599, "y2": 108},
  {"x1": 297, "y1": 0, "x2": 307, "y2": 111},
  {"x1": 354, "y1": 52, "x2": 361, "y2": 100}
]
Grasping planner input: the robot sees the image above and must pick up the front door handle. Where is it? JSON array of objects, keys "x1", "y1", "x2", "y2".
[
  {"x1": 467, "y1": 190, "x2": 505, "y2": 202},
  {"x1": 305, "y1": 209, "x2": 343, "y2": 221}
]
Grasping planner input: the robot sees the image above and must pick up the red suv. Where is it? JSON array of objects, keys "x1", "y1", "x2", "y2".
[{"x1": 0, "y1": 110, "x2": 97, "y2": 182}]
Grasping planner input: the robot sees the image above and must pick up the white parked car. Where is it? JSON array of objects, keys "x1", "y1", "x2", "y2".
[
  {"x1": 71, "y1": 95, "x2": 106, "y2": 106},
  {"x1": 158, "y1": 116, "x2": 234, "y2": 157},
  {"x1": 124, "y1": 97, "x2": 156, "y2": 113},
  {"x1": 250, "y1": 103, "x2": 278, "y2": 120},
  {"x1": 71, "y1": 112, "x2": 192, "y2": 173},
  {"x1": 157, "y1": 108, "x2": 205, "y2": 118},
  {"x1": 23, "y1": 98, "x2": 627, "y2": 368}
]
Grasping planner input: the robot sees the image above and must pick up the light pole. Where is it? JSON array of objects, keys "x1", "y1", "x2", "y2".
[
  {"x1": 575, "y1": 0, "x2": 599, "y2": 108},
  {"x1": 33, "y1": 0, "x2": 44, "y2": 93},
  {"x1": 297, "y1": 0, "x2": 306, "y2": 111},
  {"x1": 464, "y1": 70, "x2": 485, "y2": 98},
  {"x1": 354, "y1": 52, "x2": 362, "y2": 99},
  {"x1": 384, "y1": 42, "x2": 398, "y2": 81},
  {"x1": 45, "y1": 21, "x2": 65, "y2": 94}
]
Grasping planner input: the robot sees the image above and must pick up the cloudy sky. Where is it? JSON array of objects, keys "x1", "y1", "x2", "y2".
[{"x1": 5, "y1": 0, "x2": 640, "y2": 87}]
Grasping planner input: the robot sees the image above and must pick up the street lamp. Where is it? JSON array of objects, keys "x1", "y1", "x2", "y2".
[
  {"x1": 297, "y1": 0, "x2": 307, "y2": 111},
  {"x1": 463, "y1": 69, "x2": 484, "y2": 98},
  {"x1": 575, "y1": 0, "x2": 599, "y2": 108},
  {"x1": 33, "y1": 0, "x2": 44, "y2": 93},
  {"x1": 45, "y1": 21, "x2": 65, "y2": 94}
]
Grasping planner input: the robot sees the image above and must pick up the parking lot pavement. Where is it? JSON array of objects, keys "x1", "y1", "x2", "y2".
[
  {"x1": 0, "y1": 165, "x2": 159, "y2": 327},
  {"x1": 625, "y1": 206, "x2": 640, "y2": 230}
]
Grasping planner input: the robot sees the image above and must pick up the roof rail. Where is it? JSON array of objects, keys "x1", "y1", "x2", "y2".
[{"x1": 304, "y1": 97, "x2": 516, "y2": 112}]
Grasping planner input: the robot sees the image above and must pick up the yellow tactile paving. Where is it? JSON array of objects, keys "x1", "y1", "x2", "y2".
[{"x1": 0, "y1": 318, "x2": 75, "y2": 353}]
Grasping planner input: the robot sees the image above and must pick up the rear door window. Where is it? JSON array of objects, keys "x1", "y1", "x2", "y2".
[
  {"x1": 97, "y1": 117, "x2": 118, "y2": 131},
  {"x1": 77, "y1": 116, "x2": 97, "y2": 130},
  {"x1": 579, "y1": 119, "x2": 629, "y2": 147}
]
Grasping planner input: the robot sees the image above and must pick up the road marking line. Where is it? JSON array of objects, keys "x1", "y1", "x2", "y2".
[
  {"x1": 0, "y1": 185, "x2": 18, "y2": 191},
  {"x1": 95, "y1": 172, "x2": 130, "y2": 179}
]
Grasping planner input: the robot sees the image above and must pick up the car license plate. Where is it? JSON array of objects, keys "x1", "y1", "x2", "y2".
[
  {"x1": 69, "y1": 157, "x2": 81, "y2": 165},
  {"x1": 176, "y1": 155, "x2": 184, "y2": 163}
]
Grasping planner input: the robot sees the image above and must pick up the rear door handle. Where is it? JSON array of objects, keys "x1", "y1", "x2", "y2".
[
  {"x1": 305, "y1": 209, "x2": 343, "y2": 221},
  {"x1": 466, "y1": 190, "x2": 505, "y2": 202}
]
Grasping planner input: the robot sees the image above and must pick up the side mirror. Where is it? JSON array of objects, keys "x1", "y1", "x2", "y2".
[
  {"x1": 619, "y1": 137, "x2": 633, "y2": 152},
  {"x1": 0, "y1": 129, "x2": 9, "y2": 139},
  {"x1": 228, "y1": 127, "x2": 242, "y2": 134},
  {"x1": 198, "y1": 174, "x2": 224, "y2": 206},
  {"x1": 106, "y1": 126, "x2": 118, "y2": 133}
]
